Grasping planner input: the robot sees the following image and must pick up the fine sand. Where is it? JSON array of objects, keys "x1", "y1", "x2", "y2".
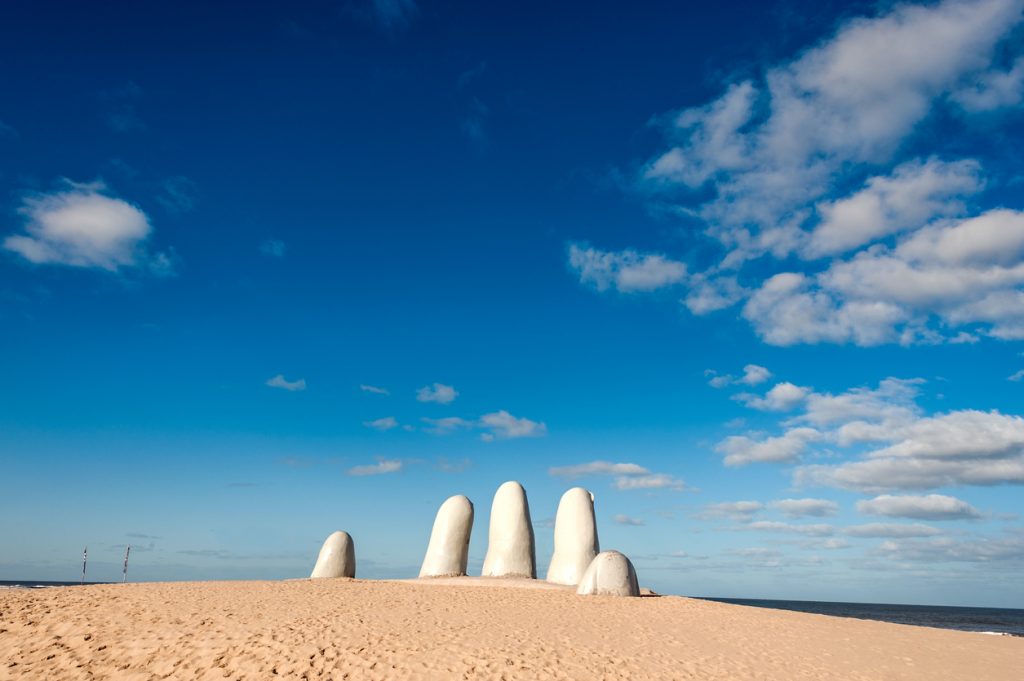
[{"x1": 1, "y1": 578, "x2": 1019, "y2": 680}]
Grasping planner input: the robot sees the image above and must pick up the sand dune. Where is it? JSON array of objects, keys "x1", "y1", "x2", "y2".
[{"x1": 1, "y1": 579, "x2": 1019, "y2": 680}]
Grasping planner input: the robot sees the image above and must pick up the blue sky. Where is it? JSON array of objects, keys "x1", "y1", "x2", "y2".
[{"x1": 2, "y1": 0, "x2": 1024, "y2": 607}]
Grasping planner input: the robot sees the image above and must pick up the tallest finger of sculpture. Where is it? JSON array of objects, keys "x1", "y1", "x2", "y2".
[
  {"x1": 546, "y1": 487, "x2": 599, "y2": 585},
  {"x1": 481, "y1": 481, "x2": 536, "y2": 578},
  {"x1": 419, "y1": 495, "x2": 474, "y2": 577}
]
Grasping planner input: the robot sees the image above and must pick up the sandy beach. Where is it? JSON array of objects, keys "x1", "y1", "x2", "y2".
[{"x1": 1, "y1": 579, "x2": 1019, "y2": 680}]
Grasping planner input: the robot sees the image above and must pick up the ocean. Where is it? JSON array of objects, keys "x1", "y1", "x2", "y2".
[{"x1": 700, "y1": 597, "x2": 1024, "y2": 637}]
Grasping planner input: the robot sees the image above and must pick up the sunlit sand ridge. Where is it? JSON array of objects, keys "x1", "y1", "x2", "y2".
[{"x1": 2, "y1": 579, "x2": 1020, "y2": 680}]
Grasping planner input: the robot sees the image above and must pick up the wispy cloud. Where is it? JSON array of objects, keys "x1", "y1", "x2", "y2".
[
  {"x1": 716, "y1": 427, "x2": 821, "y2": 467},
  {"x1": 421, "y1": 416, "x2": 474, "y2": 434},
  {"x1": 613, "y1": 514, "x2": 645, "y2": 526},
  {"x1": 461, "y1": 97, "x2": 489, "y2": 148},
  {"x1": 457, "y1": 61, "x2": 487, "y2": 89},
  {"x1": 265, "y1": 374, "x2": 307, "y2": 391},
  {"x1": 360, "y1": 384, "x2": 389, "y2": 395},
  {"x1": 435, "y1": 457, "x2": 471, "y2": 473},
  {"x1": 260, "y1": 239, "x2": 285, "y2": 258},
  {"x1": 569, "y1": 243, "x2": 686, "y2": 293},
  {"x1": 347, "y1": 457, "x2": 403, "y2": 476},
  {"x1": 713, "y1": 373, "x2": 1024, "y2": 491},
  {"x1": 770, "y1": 498, "x2": 838, "y2": 518},
  {"x1": 707, "y1": 364, "x2": 772, "y2": 389},
  {"x1": 613, "y1": 474, "x2": 685, "y2": 491},
  {"x1": 156, "y1": 176, "x2": 198, "y2": 213},
  {"x1": 844, "y1": 523, "x2": 943, "y2": 538},
  {"x1": 478, "y1": 410, "x2": 546, "y2": 440},
  {"x1": 416, "y1": 383, "x2": 458, "y2": 404},
  {"x1": 363, "y1": 416, "x2": 399, "y2": 431},
  {"x1": 875, "y1": 530, "x2": 1024, "y2": 563},
  {"x1": 550, "y1": 461, "x2": 649, "y2": 478},
  {"x1": 100, "y1": 81, "x2": 145, "y2": 132},
  {"x1": 549, "y1": 460, "x2": 685, "y2": 491},
  {"x1": 695, "y1": 501, "x2": 764, "y2": 521},
  {"x1": 349, "y1": 0, "x2": 419, "y2": 31},
  {"x1": 747, "y1": 521, "x2": 834, "y2": 537}
]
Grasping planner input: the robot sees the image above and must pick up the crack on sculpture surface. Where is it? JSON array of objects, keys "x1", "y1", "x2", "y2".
[
  {"x1": 310, "y1": 531, "x2": 356, "y2": 579},
  {"x1": 481, "y1": 481, "x2": 536, "y2": 578},
  {"x1": 420, "y1": 495, "x2": 474, "y2": 577},
  {"x1": 546, "y1": 487, "x2": 599, "y2": 586}
]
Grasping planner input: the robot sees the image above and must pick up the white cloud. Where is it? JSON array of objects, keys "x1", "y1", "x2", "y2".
[
  {"x1": 856, "y1": 494, "x2": 982, "y2": 520},
  {"x1": 742, "y1": 272, "x2": 909, "y2": 346},
  {"x1": 360, "y1": 384, "x2": 390, "y2": 395},
  {"x1": 347, "y1": 458, "x2": 403, "y2": 476},
  {"x1": 549, "y1": 460, "x2": 684, "y2": 492},
  {"x1": 549, "y1": 461, "x2": 650, "y2": 478},
  {"x1": 478, "y1": 410, "x2": 547, "y2": 439},
  {"x1": 568, "y1": 243, "x2": 687, "y2": 293},
  {"x1": 706, "y1": 371, "x2": 732, "y2": 389},
  {"x1": 4, "y1": 181, "x2": 170, "y2": 274},
  {"x1": 747, "y1": 521, "x2": 834, "y2": 537},
  {"x1": 613, "y1": 514, "x2": 645, "y2": 526},
  {"x1": 594, "y1": 0, "x2": 1024, "y2": 346},
  {"x1": 744, "y1": 207, "x2": 1024, "y2": 346},
  {"x1": 1010, "y1": 369, "x2": 1024, "y2": 382},
  {"x1": 696, "y1": 501, "x2": 764, "y2": 521},
  {"x1": 740, "y1": 364, "x2": 772, "y2": 385},
  {"x1": 736, "y1": 382, "x2": 809, "y2": 411},
  {"x1": 421, "y1": 416, "x2": 474, "y2": 434},
  {"x1": 843, "y1": 522, "x2": 943, "y2": 538},
  {"x1": 800, "y1": 453, "x2": 1024, "y2": 492},
  {"x1": 951, "y1": 56, "x2": 1024, "y2": 111},
  {"x1": 715, "y1": 427, "x2": 821, "y2": 466},
  {"x1": 861, "y1": 410, "x2": 1024, "y2": 459},
  {"x1": 683, "y1": 274, "x2": 744, "y2": 314},
  {"x1": 612, "y1": 473, "x2": 686, "y2": 491},
  {"x1": 416, "y1": 383, "x2": 458, "y2": 404},
  {"x1": 875, "y1": 531, "x2": 1024, "y2": 562},
  {"x1": 265, "y1": 374, "x2": 306, "y2": 392},
  {"x1": 363, "y1": 416, "x2": 398, "y2": 431},
  {"x1": 807, "y1": 157, "x2": 983, "y2": 258},
  {"x1": 799, "y1": 377, "x2": 923, "y2": 431},
  {"x1": 796, "y1": 407, "x2": 1024, "y2": 491},
  {"x1": 707, "y1": 364, "x2": 772, "y2": 388},
  {"x1": 711, "y1": 374, "x2": 1024, "y2": 493},
  {"x1": 642, "y1": 0, "x2": 1022, "y2": 262},
  {"x1": 770, "y1": 498, "x2": 838, "y2": 518}
]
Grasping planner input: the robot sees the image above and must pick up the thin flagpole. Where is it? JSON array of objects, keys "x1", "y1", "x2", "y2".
[
  {"x1": 122, "y1": 545, "x2": 131, "y2": 583},
  {"x1": 81, "y1": 546, "x2": 87, "y2": 585}
]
